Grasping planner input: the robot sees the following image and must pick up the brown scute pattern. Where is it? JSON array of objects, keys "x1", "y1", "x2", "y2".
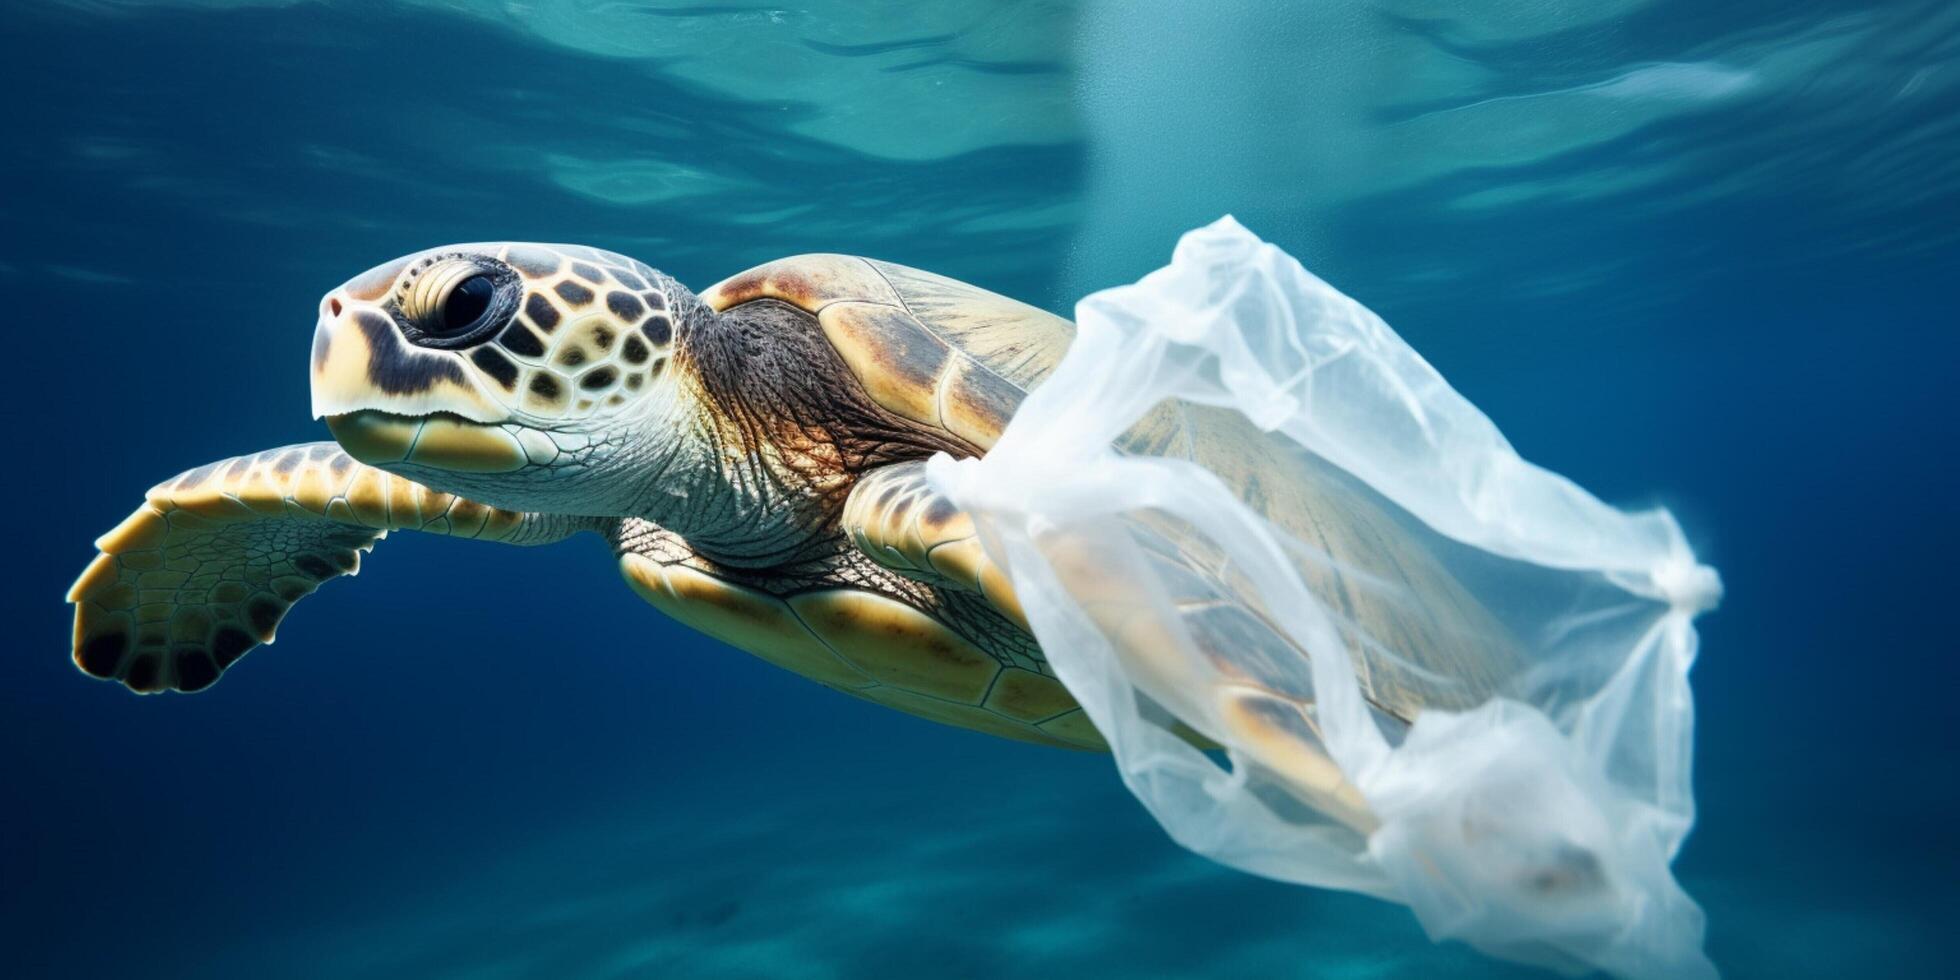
[
  {"x1": 700, "y1": 253, "x2": 903, "y2": 314},
  {"x1": 460, "y1": 245, "x2": 677, "y2": 422},
  {"x1": 866, "y1": 259, "x2": 1075, "y2": 392},
  {"x1": 816, "y1": 302, "x2": 952, "y2": 429},
  {"x1": 67, "y1": 443, "x2": 536, "y2": 695},
  {"x1": 640, "y1": 314, "x2": 672, "y2": 347},
  {"x1": 937, "y1": 356, "x2": 1023, "y2": 451},
  {"x1": 702, "y1": 254, "x2": 1065, "y2": 451},
  {"x1": 470, "y1": 346, "x2": 519, "y2": 390},
  {"x1": 333, "y1": 244, "x2": 684, "y2": 437},
  {"x1": 498, "y1": 322, "x2": 546, "y2": 358},
  {"x1": 526, "y1": 373, "x2": 565, "y2": 412},
  {"x1": 605, "y1": 290, "x2": 644, "y2": 322},
  {"x1": 523, "y1": 293, "x2": 561, "y2": 333}
]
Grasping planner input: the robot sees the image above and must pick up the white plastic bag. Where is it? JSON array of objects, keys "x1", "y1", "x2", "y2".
[{"x1": 928, "y1": 217, "x2": 1719, "y2": 979}]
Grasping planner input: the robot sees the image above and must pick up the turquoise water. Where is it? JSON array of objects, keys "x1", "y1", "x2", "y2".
[{"x1": 5, "y1": 2, "x2": 1956, "y2": 977}]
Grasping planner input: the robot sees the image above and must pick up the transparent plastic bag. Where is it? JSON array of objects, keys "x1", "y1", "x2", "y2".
[{"x1": 927, "y1": 217, "x2": 1719, "y2": 979}]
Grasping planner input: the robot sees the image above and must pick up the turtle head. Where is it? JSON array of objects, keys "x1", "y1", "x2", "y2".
[{"x1": 312, "y1": 243, "x2": 697, "y2": 514}]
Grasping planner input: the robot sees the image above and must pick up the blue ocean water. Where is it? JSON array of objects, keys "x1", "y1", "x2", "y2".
[{"x1": 4, "y1": 1, "x2": 1955, "y2": 977}]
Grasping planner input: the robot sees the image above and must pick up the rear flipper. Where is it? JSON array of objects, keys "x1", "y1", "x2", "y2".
[
  {"x1": 843, "y1": 461, "x2": 1229, "y2": 752},
  {"x1": 841, "y1": 460, "x2": 1027, "y2": 627}
]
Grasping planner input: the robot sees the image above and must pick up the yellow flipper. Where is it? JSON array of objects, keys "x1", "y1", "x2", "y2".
[{"x1": 66, "y1": 442, "x2": 582, "y2": 693}]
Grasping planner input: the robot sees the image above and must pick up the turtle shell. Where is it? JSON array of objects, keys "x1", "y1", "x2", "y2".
[
  {"x1": 705, "y1": 255, "x2": 1518, "y2": 727},
  {"x1": 703, "y1": 254, "x2": 1068, "y2": 453}
]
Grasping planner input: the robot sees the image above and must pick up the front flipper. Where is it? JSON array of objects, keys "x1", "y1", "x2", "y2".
[
  {"x1": 840, "y1": 461, "x2": 1027, "y2": 629},
  {"x1": 67, "y1": 443, "x2": 590, "y2": 693}
]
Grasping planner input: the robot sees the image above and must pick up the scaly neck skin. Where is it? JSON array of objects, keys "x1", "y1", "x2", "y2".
[{"x1": 622, "y1": 298, "x2": 847, "y2": 570}]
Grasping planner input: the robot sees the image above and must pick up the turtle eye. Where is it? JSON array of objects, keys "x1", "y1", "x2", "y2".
[
  {"x1": 439, "y1": 275, "x2": 495, "y2": 335},
  {"x1": 396, "y1": 257, "x2": 517, "y2": 348}
]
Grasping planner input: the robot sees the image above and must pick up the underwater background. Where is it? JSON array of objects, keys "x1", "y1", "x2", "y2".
[{"x1": 4, "y1": 1, "x2": 1955, "y2": 977}]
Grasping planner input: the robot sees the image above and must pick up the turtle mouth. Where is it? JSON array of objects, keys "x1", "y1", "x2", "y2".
[{"x1": 325, "y1": 410, "x2": 528, "y2": 473}]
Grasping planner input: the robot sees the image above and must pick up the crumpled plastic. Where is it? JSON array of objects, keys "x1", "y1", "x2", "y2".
[{"x1": 927, "y1": 217, "x2": 1720, "y2": 979}]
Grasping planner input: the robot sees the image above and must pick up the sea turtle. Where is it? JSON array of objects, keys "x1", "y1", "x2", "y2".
[{"x1": 67, "y1": 244, "x2": 1511, "y2": 771}]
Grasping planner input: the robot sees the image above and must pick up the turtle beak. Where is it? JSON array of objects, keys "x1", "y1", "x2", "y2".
[
  {"x1": 324, "y1": 410, "x2": 528, "y2": 474},
  {"x1": 311, "y1": 286, "x2": 526, "y2": 474}
]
